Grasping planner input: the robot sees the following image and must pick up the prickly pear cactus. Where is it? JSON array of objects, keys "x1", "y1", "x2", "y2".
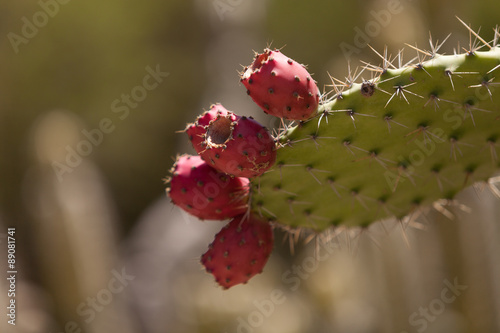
[
  {"x1": 167, "y1": 23, "x2": 500, "y2": 288},
  {"x1": 251, "y1": 45, "x2": 500, "y2": 231}
]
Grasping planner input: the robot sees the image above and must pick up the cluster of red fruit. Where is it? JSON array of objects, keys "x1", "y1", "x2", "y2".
[{"x1": 166, "y1": 48, "x2": 319, "y2": 289}]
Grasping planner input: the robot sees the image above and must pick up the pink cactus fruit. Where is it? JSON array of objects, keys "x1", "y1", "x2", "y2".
[
  {"x1": 241, "y1": 48, "x2": 320, "y2": 121},
  {"x1": 200, "y1": 111, "x2": 277, "y2": 178},
  {"x1": 166, "y1": 154, "x2": 249, "y2": 220},
  {"x1": 201, "y1": 213, "x2": 274, "y2": 289}
]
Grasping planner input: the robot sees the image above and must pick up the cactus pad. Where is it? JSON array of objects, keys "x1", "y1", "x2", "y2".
[{"x1": 251, "y1": 47, "x2": 500, "y2": 231}]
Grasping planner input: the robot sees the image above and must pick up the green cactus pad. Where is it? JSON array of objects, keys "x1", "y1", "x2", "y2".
[{"x1": 251, "y1": 46, "x2": 500, "y2": 231}]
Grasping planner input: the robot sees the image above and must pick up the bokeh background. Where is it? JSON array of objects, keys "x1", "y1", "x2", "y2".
[{"x1": 0, "y1": 0, "x2": 499, "y2": 332}]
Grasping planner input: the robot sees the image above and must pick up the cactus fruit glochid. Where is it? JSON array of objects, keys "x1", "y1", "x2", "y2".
[
  {"x1": 166, "y1": 155, "x2": 249, "y2": 220},
  {"x1": 201, "y1": 213, "x2": 274, "y2": 289},
  {"x1": 241, "y1": 48, "x2": 320, "y2": 121}
]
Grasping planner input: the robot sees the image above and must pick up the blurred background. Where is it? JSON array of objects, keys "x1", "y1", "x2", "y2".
[{"x1": 0, "y1": 0, "x2": 499, "y2": 332}]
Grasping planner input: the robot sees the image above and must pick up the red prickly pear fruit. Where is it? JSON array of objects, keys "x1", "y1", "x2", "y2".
[
  {"x1": 200, "y1": 112, "x2": 277, "y2": 178},
  {"x1": 241, "y1": 48, "x2": 320, "y2": 121},
  {"x1": 201, "y1": 214, "x2": 274, "y2": 289},
  {"x1": 166, "y1": 155, "x2": 249, "y2": 220},
  {"x1": 186, "y1": 104, "x2": 230, "y2": 155}
]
